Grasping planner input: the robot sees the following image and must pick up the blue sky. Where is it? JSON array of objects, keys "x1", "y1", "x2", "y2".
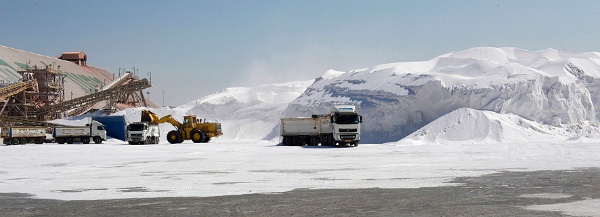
[{"x1": 2, "y1": 0, "x2": 600, "y2": 106}]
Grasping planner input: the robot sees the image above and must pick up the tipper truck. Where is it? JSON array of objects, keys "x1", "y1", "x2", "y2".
[
  {"x1": 126, "y1": 122, "x2": 160, "y2": 145},
  {"x1": 1, "y1": 127, "x2": 46, "y2": 145},
  {"x1": 53, "y1": 120, "x2": 107, "y2": 144},
  {"x1": 280, "y1": 105, "x2": 362, "y2": 147}
]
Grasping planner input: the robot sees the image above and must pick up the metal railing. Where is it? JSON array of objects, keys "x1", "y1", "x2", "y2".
[
  {"x1": 0, "y1": 80, "x2": 38, "y2": 101},
  {"x1": 36, "y1": 78, "x2": 151, "y2": 116}
]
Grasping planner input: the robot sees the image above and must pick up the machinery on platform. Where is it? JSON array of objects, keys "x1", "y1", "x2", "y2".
[{"x1": 0, "y1": 69, "x2": 151, "y2": 127}]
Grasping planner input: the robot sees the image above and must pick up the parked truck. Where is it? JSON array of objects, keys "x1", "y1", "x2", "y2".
[
  {"x1": 1, "y1": 126, "x2": 46, "y2": 145},
  {"x1": 126, "y1": 122, "x2": 160, "y2": 145},
  {"x1": 280, "y1": 105, "x2": 362, "y2": 147},
  {"x1": 53, "y1": 120, "x2": 107, "y2": 144}
]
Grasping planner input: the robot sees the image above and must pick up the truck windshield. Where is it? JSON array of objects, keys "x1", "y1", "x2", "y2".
[
  {"x1": 335, "y1": 114, "x2": 360, "y2": 124},
  {"x1": 127, "y1": 124, "x2": 144, "y2": 131}
]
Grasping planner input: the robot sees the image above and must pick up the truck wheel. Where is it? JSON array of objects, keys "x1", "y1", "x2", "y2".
[
  {"x1": 321, "y1": 134, "x2": 333, "y2": 146},
  {"x1": 292, "y1": 137, "x2": 302, "y2": 146},
  {"x1": 328, "y1": 135, "x2": 336, "y2": 146},
  {"x1": 81, "y1": 137, "x2": 90, "y2": 144},
  {"x1": 93, "y1": 137, "x2": 102, "y2": 144},
  {"x1": 167, "y1": 131, "x2": 182, "y2": 144},
  {"x1": 56, "y1": 138, "x2": 65, "y2": 144},
  {"x1": 191, "y1": 131, "x2": 205, "y2": 143},
  {"x1": 141, "y1": 136, "x2": 149, "y2": 145},
  {"x1": 155, "y1": 137, "x2": 160, "y2": 144},
  {"x1": 11, "y1": 138, "x2": 19, "y2": 145},
  {"x1": 19, "y1": 138, "x2": 27, "y2": 144},
  {"x1": 35, "y1": 138, "x2": 44, "y2": 144},
  {"x1": 65, "y1": 138, "x2": 74, "y2": 144},
  {"x1": 321, "y1": 135, "x2": 328, "y2": 146},
  {"x1": 309, "y1": 137, "x2": 318, "y2": 146}
]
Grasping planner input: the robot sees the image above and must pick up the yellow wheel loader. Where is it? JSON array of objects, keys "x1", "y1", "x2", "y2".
[{"x1": 141, "y1": 110, "x2": 222, "y2": 144}]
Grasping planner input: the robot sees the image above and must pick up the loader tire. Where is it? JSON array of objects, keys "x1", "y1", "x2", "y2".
[
  {"x1": 191, "y1": 131, "x2": 205, "y2": 143},
  {"x1": 167, "y1": 131, "x2": 182, "y2": 144}
]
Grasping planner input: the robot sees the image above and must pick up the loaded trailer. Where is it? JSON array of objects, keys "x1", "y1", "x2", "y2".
[
  {"x1": 53, "y1": 120, "x2": 107, "y2": 144},
  {"x1": 280, "y1": 105, "x2": 362, "y2": 147},
  {"x1": 1, "y1": 127, "x2": 46, "y2": 145}
]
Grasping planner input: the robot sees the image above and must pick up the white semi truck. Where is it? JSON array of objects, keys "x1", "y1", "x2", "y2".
[
  {"x1": 1, "y1": 127, "x2": 46, "y2": 145},
  {"x1": 280, "y1": 105, "x2": 362, "y2": 147},
  {"x1": 126, "y1": 122, "x2": 160, "y2": 145},
  {"x1": 53, "y1": 120, "x2": 107, "y2": 144}
]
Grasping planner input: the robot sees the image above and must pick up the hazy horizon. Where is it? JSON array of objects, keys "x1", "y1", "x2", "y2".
[{"x1": 2, "y1": 0, "x2": 599, "y2": 106}]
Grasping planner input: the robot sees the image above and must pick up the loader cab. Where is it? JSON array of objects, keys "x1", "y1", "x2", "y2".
[
  {"x1": 183, "y1": 115, "x2": 199, "y2": 128},
  {"x1": 22, "y1": 72, "x2": 34, "y2": 81}
]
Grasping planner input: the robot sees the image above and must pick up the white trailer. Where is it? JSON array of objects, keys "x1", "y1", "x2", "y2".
[
  {"x1": 1, "y1": 127, "x2": 46, "y2": 145},
  {"x1": 280, "y1": 116, "x2": 329, "y2": 146},
  {"x1": 280, "y1": 105, "x2": 362, "y2": 147},
  {"x1": 53, "y1": 120, "x2": 107, "y2": 144},
  {"x1": 126, "y1": 122, "x2": 160, "y2": 145}
]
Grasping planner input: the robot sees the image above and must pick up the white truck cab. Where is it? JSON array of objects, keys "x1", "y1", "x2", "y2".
[
  {"x1": 126, "y1": 122, "x2": 160, "y2": 145},
  {"x1": 329, "y1": 105, "x2": 362, "y2": 144}
]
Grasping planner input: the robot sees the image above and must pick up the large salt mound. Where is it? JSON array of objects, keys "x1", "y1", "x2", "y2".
[
  {"x1": 398, "y1": 108, "x2": 569, "y2": 145},
  {"x1": 283, "y1": 47, "x2": 600, "y2": 143}
]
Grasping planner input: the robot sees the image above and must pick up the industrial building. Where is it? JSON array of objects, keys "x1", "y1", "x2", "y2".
[{"x1": 0, "y1": 45, "x2": 154, "y2": 126}]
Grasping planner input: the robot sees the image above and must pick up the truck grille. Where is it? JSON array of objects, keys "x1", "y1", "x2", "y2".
[
  {"x1": 339, "y1": 135, "x2": 356, "y2": 140},
  {"x1": 339, "y1": 128, "x2": 357, "y2": 132}
]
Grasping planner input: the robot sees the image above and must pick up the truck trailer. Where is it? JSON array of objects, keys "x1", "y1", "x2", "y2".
[
  {"x1": 280, "y1": 105, "x2": 362, "y2": 147},
  {"x1": 126, "y1": 122, "x2": 160, "y2": 145},
  {"x1": 1, "y1": 127, "x2": 46, "y2": 145},
  {"x1": 53, "y1": 120, "x2": 107, "y2": 144}
]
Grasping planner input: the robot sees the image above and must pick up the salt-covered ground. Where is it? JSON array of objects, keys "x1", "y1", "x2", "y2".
[
  {"x1": 3, "y1": 47, "x2": 600, "y2": 215},
  {"x1": 2, "y1": 138, "x2": 600, "y2": 216}
]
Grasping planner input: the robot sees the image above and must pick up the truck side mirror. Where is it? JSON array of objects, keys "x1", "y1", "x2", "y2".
[{"x1": 360, "y1": 116, "x2": 363, "y2": 123}]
